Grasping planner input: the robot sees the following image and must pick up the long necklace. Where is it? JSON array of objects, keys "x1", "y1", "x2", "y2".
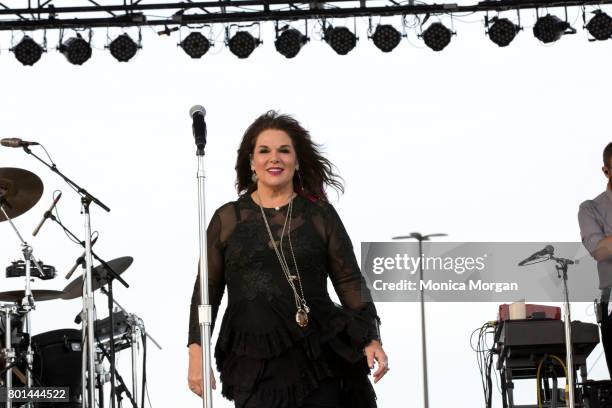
[{"x1": 256, "y1": 191, "x2": 310, "y2": 327}]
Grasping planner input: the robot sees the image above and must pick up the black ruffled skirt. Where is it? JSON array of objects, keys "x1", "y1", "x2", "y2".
[{"x1": 214, "y1": 296, "x2": 378, "y2": 408}]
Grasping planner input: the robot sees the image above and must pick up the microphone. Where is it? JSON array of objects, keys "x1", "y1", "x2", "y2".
[
  {"x1": 1, "y1": 138, "x2": 40, "y2": 148},
  {"x1": 518, "y1": 245, "x2": 554, "y2": 266},
  {"x1": 189, "y1": 105, "x2": 207, "y2": 150},
  {"x1": 32, "y1": 192, "x2": 62, "y2": 237},
  {"x1": 65, "y1": 235, "x2": 99, "y2": 280}
]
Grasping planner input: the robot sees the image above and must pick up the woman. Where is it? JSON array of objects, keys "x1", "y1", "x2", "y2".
[{"x1": 187, "y1": 111, "x2": 389, "y2": 408}]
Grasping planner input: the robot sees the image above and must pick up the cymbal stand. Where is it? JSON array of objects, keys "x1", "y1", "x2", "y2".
[
  {"x1": 0, "y1": 194, "x2": 47, "y2": 400},
  {"x1": 17, "y1": 145, "x2": 110, "y2": 408}
]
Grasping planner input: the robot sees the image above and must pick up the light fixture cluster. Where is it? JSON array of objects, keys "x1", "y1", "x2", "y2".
[
  {"x1": 7, "y1": 9, "x2": 612, "y2": 65},
  {"x1": 9, "y1": 31, "x2": 141, "y2": 66}
]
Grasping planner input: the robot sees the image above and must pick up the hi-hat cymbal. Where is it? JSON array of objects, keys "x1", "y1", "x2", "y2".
[
  {"x1": 61, "y1": 257, "x2": 133, "y2": 300},
  {"x1": 0, "y1": 289, "x2": 64, "y2": 302},
  {"x1": 0, "y1": 167, "x2": 44, "y2": 222}
]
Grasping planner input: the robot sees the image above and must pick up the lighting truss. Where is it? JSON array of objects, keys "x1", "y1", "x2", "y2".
[{"x1": 0, "y1": 1, "x2": 610, "y2": 31}]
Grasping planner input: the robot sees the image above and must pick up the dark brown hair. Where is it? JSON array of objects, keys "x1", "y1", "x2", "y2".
[
  {"x1": 235, "y1": 111, "x2": 343, "y2": 201},
  {"x1": 604, "y1": 142, "x2": 612, "y2": 167}
]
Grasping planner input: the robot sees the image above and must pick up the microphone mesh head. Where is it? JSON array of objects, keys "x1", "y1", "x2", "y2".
[{"x1": 189, "y1": 105, "x2": 206, "y2": 118}]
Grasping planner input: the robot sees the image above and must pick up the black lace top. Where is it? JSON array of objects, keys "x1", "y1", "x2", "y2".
[{"x1": 188, "y1": 194, "x2": 381, "y2": 408}]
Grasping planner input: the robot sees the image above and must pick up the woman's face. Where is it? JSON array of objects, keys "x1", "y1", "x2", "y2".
[{"x1": 251, "y1": 129, "x2": 298, "y2": 192}]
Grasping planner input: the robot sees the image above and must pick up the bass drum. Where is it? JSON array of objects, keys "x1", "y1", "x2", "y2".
[{"x1": 31, "y1": 328, "x2": 82, "y2": 407}]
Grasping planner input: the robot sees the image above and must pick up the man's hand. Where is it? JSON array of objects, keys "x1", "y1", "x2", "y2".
[
  {"x1": 594, "y1": 236, "x2": 612, "y2": 261},
  {"x1": 188, "y1": 343, "x2": 217, "y2": 397},
  {"x1": 363, "y1": 339, "x2": 389, "y2": 384}
]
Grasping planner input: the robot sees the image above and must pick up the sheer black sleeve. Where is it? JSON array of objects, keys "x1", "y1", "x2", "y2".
[
  {"x1": 324, "y1": 203, "x2": 381, "y2": 344},
  {"x1": 187, "y1": 208, "x2": 228, "y2": 346}
]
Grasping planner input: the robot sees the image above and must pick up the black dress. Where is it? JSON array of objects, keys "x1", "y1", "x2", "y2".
[{"x1": 188, "y1": 194, "x2": 381, "y2": 408}]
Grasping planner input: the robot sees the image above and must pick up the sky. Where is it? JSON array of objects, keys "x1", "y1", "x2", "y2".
[{"x1": 1, "y1": 3, "x2": 612, "y2": 407}]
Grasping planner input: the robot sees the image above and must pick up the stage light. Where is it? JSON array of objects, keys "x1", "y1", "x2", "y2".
[
  {"x1": 12, "y1": 36, "x2": 43, "y2": 66},
  {"x1": 109, "y1": 33, "x2": 139, "y2": 62},
  {"x1": 586, "y1": 11, "x2": 612, "y2": 41},
  {"x1": 60, "y1": 34, "x2": 92, "y2": 65},
  {"x1": 487, "y1": 18, "x2": 520, "y2": 47},
  {"x1": 371, "y1": 24, "x2": 402, "y2": 52},
  {"x1": 228, "y1": 31, "x2": 259, "y2": 59},
  {"x1": 422, "y1": 22, "x2": 452, "y2": 51},
  {"x1": 274, "y1": 28, "x2": 307, "y2": 58},
  {"x1": 324, "y1": 26, "x2": 357, "y2": 55},
  {"x1": 181, "y1": 32, "x2": 211, "y2": 58},
  {"x1": 533, "y1": 14, "x2": 571, "y2": 43}
]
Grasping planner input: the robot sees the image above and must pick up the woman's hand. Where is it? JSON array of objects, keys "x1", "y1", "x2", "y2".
[
  {"x1": 363, "y1": 340, "x2": 389, "y2": 384},
  {"x1": 188, "y1": 343, "x2": 217, "y2": 397}
]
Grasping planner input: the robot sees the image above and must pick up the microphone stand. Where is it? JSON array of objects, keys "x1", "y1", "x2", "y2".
[
  {"x1": 550, "y1": 254, "x2": 577, "y2": 408},
  {"x1": 17, "y1": 145, "x2": 110, "y2": 408},
  {"x1": 392, "y1": 232, "x2": 447, "y2": 408},
  {"x1": 194, "y1": 116, "x2": 214, "y2": 408},
  {"x1": 520, "y1": 249, "x2": 577, "y2": 408}
]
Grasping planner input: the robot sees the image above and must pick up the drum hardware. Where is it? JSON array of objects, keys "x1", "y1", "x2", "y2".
[
  {"x1": 1, "y1": 303, "x2": 19, "y2": 408},
  {"x1": 29, "y1": 183, "x2": 127, "y2": 408},
  {"x1": 97, "y1": 289, "x2": 162, "y2": 352},
  {"x1": 12, "y1": 139, "x2": 111, "y2": 408},
  {"x1": 95, "y1": 292, "x2": 162, "y2": 407},
  {"x1": 0, "y1": 290, "x2": 64, "y2": 303},
  {"x1": 6, "y1": 260, "x2": 56, "y2": 280},
  {"x1": 94, "y1": 342, "x2": 137, "y2": 408},
  {"x1": 0, "y1": 168, "x2": 53, "y2": 406},
  {"x1": 65, "y1": 235, "x2": 99, "y2": 281},
  {"x1": 1, "y1": 156, "x2": 159, "y2": 408},
  {"x1": 94, "y1": 312, "x2": 131, "y2": 353}
]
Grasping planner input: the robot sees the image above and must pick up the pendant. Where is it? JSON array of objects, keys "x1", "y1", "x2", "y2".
[
  {"x1": 296, "y1": 308, "x2": 309, "y2": 328},
  {"x1": 268, "y1": 240, "x2": 280, "y2": 249}
]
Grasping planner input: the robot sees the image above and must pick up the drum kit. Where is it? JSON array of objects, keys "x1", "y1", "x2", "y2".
[{"x1": 0, "y1": 162, "x2": 160, "y2": 408}]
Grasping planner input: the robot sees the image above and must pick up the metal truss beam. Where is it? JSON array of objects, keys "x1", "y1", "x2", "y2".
[{"x1": 0, "y1": 0, "x2": 608, "y2": 30}]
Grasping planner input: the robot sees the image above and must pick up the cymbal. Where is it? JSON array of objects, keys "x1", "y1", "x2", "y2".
[
  {"x1": 61, "y1": 257, "x2": 133, "y2": 300},
  {"x1": 0, "y1": 167, "x2": 44, "y2": 222},
  {"x1": 0, "y1": 289, "x2": 64, "y2": 302}
]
